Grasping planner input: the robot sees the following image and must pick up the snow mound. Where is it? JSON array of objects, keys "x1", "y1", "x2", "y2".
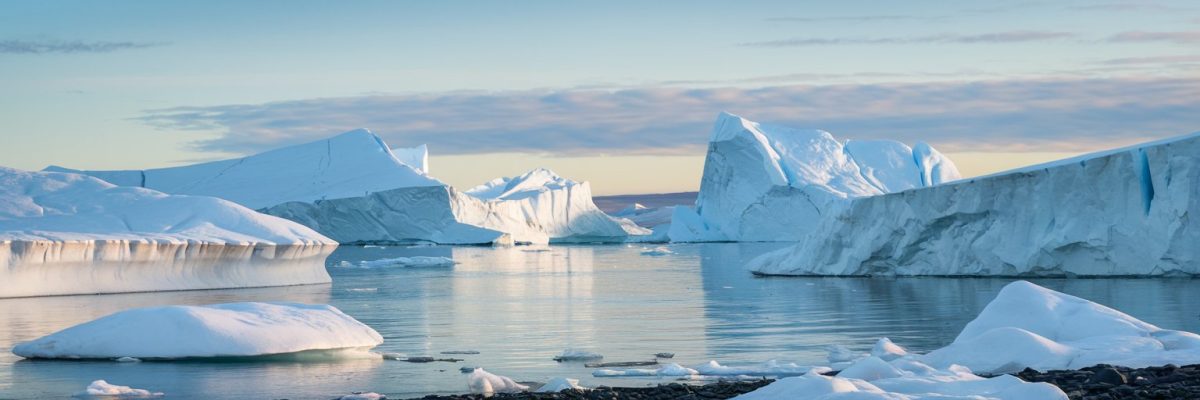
[
  {"x1": 750, "y1": 131, "x2": 1200, "y2": 276},
  {"x1": 467, "y1": 368, "x2": 529, "y2": 395},
  {"x1": 0, "y1": 167, "x2": 336, "y2": 298},
  {"x1": 921, "y1": 281, "x2": 1200, "y2": 373},
  {"x1": 671, "y1": 112, "x2": 959, "y2": 242},
  {"x1": 12, "y1": 302, "x2": 382, "y2": 359},
  {"x1": 553, "y1": 349, "x2": 603, "y2": 361},
  {"x1": 536, "y1": 377, "x2": 585, "y2": 393},
  {"x1": 339, "y1": 256, "x2": 456, "y2": 268},
  {"x1": 47, "y1": 129, "x2": 442, "y2": 209},
  {"x1": 76, "y1": 380, "x2": 163, "y2": 398}
]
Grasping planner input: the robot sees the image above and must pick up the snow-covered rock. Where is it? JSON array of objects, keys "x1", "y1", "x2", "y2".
[
  {"x1": 536, "y1": 377, "x2": 585, "y2": 393},
  {"x1": 0, "y1": 167, "x2": 336, "y2": 298},
  {"x1": 920, "y1": 281, "x2": 1200, "y2": 374},
  {"x1": 467, "y1": 368, "x2": 529, "y2": 395},
  {"x1": 53, "y1": 131, "x2": 647, "y2": 245},
  {"x1": 750, "y1": 132, "x2": 1200, "y2": 276},
  {"x1": 670, "y1": 112, "x2": 959, "y2": 242},
  {"x1": 13, "y1": 302, "x2": 382, "y2": 359},
  {"x1": 77, "y1": 380, "x2": 163, "y2": 398}
]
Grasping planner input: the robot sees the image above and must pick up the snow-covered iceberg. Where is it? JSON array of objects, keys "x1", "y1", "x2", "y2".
[
  {"x1": 12, "y1": 302, "x2": 382, "y2": 359},
  {"x1": 750, "y1": 132, "x2": 1200, "y2": 276},
  {"x1": 0, "y1": 167, "x2": 336, "y2": 298},
  {"x1": 52, "y1": 130, "x2": 645, "y2": 245},
  {"x1": 670, "y1": 112, "x2": 960, "y2": 242},
  {"x1": 920, "y1": 281, "x2": 1200, "y2": 374}
]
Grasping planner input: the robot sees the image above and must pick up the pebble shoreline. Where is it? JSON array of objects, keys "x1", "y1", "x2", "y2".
[{"x1": 395, "y1": 363, "x2": 1200, "y2": 400}]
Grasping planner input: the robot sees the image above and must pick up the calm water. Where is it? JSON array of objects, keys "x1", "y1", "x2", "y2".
[{"x1": 2, "y1": 243, "x2": 1199, "y2": 399}]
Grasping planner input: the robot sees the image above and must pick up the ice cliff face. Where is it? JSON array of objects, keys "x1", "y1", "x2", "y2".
[
  {"x1": 0, "y1": 167, "x2": 336, "y2": 298},
  {"x1": 52, "y1": 132, "x2": 644, "y2": 245},
  {"x1": 670, "y1": 112, "x2": 960, "y2": 242},
  {"x1": 750, "y1": 132, "x2": 1200, "y2": 276}
]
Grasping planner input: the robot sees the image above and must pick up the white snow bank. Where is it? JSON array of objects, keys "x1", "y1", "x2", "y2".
[
  {"x1": 536, "y1": 377, "x2": 585, "y2": 393},
  {"x1": 553, "y1": 349, "x2": 603, "y2": 361},
  {"x1": 47, "y1": 129, "x2": 442, "y2": 210},
  {"x1": 921, "y1": 281, "x2": 1200, "y2": 373},
  {"x1": 339, "y1": 256, "x2": 456, "y2": 268},
  {"x1": 750, "y1": 131, "x2": 1200, "y2": 276},
  {"x1": 467, "y1": 368, "x2": 529, "y2": 395},
  {"x1": 671, "y1": 112, "x2": 959, "y2": 242},
  {"x1": 76, "y1": 380, "x2": 163, "y2": 398},
  {"x1": 0, "y1": 167, "x2": 336, "y2": 298},
  {"x1": 13, "y1": 302, "x2": 382, "y2": 359},
  {"x1": 592, "y1": 363, "x2": 698, "y2": 377}
]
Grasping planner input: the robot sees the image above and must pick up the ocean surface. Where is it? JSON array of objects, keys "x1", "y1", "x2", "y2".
[{"x1": 2, "y1": 243, "x2": 1198, "y2": 399}]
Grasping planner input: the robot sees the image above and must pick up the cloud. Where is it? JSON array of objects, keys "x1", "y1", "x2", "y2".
[
  {"x1": 740, "y1": 31, "x2": 1075, "y2": 47},
  {"x1": 1109, "y1": 31, "x2": 1200, "y2": 44},
  {"x1": 1069, "y1": 2, "x2": 1190, "y2": 11},
  {"x1": 0, "y1": 39, "x2": 165, "y2": 54},
  {"x1": 1102, "y1": 54, "x2": 1200, "y2": 65},
  {"x1": 138, "y1": 77, "x2": 1200, "y2": 157},
  {"x1": 765, "y1": 15, "x2": 941, "y2": 23}
]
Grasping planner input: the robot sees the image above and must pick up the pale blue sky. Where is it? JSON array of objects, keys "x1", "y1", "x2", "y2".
[{"x1": 2, "y1": 1, "x2": 1198, "y2": 194}]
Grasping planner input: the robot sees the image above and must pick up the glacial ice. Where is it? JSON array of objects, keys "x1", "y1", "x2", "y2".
[
  {"x1": 0, "y1": 167, "x2": 336, "y2": 298},
  {"x1": 669, "y1": 112, "x2": 959, "y2": 242},
  {"x1": 53, "y1": 130, "x2": 646, "y2": 245},
  {"x1": 12, "y1": 302, "x2": 382, "y2": 359},
  {"x1": 750, "y1": 132, "x2": 1200, "y2": 276}
]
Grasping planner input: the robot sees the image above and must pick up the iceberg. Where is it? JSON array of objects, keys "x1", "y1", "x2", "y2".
[
  {"x1": 12, "y1": 302, "x2": 382, "y2": 359},
  {"x1": 750, "y1": 132, "x2": 1200, "y2": 276},
  {"x1": 669, "y1": 112, "x2": 959, "y2": 242},
  {"x1": 0, "y1": 167, "x2": 336, "y2": 298},
  {"x1": 52, "y1": 130, "x2": 646, "y2": 245}
]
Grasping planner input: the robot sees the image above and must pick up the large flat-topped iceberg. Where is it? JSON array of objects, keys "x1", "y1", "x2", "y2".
[
  {"x1": 12, "y1": 302, "x2": 382, "y2": 359},
  {"x1": 51, "y1": 130, "x2": 646, "y2": 245},
  {"x1": 670, "y1": 112, "x2": 960, "y2": 242},
  {"x1": 0, "y1": 167, "x2": 336, "y2": 298},
  {"x1": 47, "y1": 129, "x2": 442, "y2": 210},
  {"x1": 750, "y1": 131, "x2": 1200, "y2": 276}
]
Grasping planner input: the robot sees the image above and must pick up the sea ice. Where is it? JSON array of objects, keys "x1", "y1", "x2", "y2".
[{"x1": 76, "y1": 380, "x2": 163, "y2": 398}]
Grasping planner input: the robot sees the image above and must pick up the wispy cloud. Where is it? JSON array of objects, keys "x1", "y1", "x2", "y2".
[
  {"x1": 0, "y1": 39, "x2": 165, "y2": 54},
  {"x1": 1109, "y1": 30, "x2": 1200, "y2": 44},
  {"x1": 138, "y1": 78, "x2": 1200, "y2": 156},
  {"x1": 1069, "y1": 2, "x2": 1190, "y2": 12},
  {"x1": 740, "y1": 31, "x2": 1075, "y2": 47},
  {"x1": 1102, "y1": 54, "x2": 1200, "y2": 65},
  {"x1": 765, "y1": 15, "x2": 941, "y2": 23}
]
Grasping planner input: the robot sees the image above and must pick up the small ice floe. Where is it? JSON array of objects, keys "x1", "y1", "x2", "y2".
[
  {"x1": 536, "y1": 377, "x2": 585, "y2": 393},
  {"x1": 592, "y1": 363, "x2": 698, "y2": 377},
  {"x1": 362, "y1": 245, "x2": 386, "y2": 249},
  {"x1": 553, "y1": 349, "x2": 604, "y2": 362},
  {"x1": 640, "y1": 246, "x2": 674, "y2": 256},
  {"x1": 13, "y1": 302, "x2": 382, "y2": 360},
  {"x1": 655, "y1": 352, "x2": 675, "y2": 359},
  {"x1": 387, "y1": 356, "x2": 462, "y2": 363},
  {"x1": 826, "y1": 344, "x2": 867, "y2": 369},
  {"x1": 338, "y1": 392, "x2": 386, "y2": 400},
  {"x1": 467, "y1": 368, "x2": 528, "y2": 395},
  {"x1": 75, "y1": 380, "x2": 162, "y2": 398},
  {"x1": 440, "y1": 350, "x2": 481, "y2": 355},
  {"x1": 338, "y1": 256, "x2": 456, "y2": 268},
  {"x1": 584, "y1": 360, "x2": 656, "y2": 368},
  {"x1": 871, "y1": 337, "x2": 908, "y2": 361},
  {"x1": 345, "y1": 288, "x2": 379, "y2": 293},
  {"x1": 694, "y1": 360, "x2": 811, "y2": 377},
  {"x1": 115, "y1": 357, "x2": 141, "y2": 363}
]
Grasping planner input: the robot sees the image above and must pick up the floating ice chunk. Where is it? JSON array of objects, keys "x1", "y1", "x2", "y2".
[
  {"x1": 76, "y1": 380, "x2": 163, "y2": 398},
  {"x1": 338, "y1": 392, "x2": 386, "y2": 400},
  {"x1": 870, "y1": 338, "x2": 907, "y2": 361},
  {"x1": 114, "y1": 357, "x2": 140, "y2": 363},
  {"x1": 640, "y1": 246, "x2": 674, "y2": 256},
  {"x1": 694, "y1": 360, "x2": 812, "y2": 377},
  {"x1": 592, "y1": 363, "x2": 698, "y2": 377},
  {"x1": 467, "y1": 368, "x2": 528, "y2": 395},
  {"x1": 536, "y1": 377, "x2": 585, "y2": 392},
  {"x1": 13, "y1": 302, "x2": 382, "y2": 359},
  {"x1": 340, "y1": 256, "x2": 457, "y2": 268},
  {"x1": 553, "y1": 349, "x2": 603, "y2": 361}
]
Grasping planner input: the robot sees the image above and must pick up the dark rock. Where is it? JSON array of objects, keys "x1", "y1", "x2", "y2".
[{"x1": 1087, "y1": 367, "x2": 1127, "y2": 386}]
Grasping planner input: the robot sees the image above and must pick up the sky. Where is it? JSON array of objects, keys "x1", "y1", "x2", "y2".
[{"x1": 2, "y1": 1, "x2": 1198, "y2": 195}]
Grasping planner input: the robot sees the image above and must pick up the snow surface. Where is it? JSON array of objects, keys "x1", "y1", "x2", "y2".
[
  {"x1": 920, "y1": 281, "x2": 1200, "y2": 373},
  {"x1": 670, "y1": 112, "x2": 959, "y2": 242},
  {"x1": 77, "y1": 380, "x2": 163, "y2": 398},
  {"x1": 467, "y1": 368, "x2": 529, "y2": 395},
  {"x1": 536, "y1": 377, "x2": 585, "y2": 393},
  {"x1": 12, "y1": 302, "x2": 383, "y2": 359},
  {"x1": 339, "y1": 256, "x2": 457, "y2": 268},
  {"x1": 750, "y1": 131, "x2": 1200, "y2": 276},
  {"x1": 46, "y1": 129, "x2": 442, "y2": 209},
  {"x1": 0, "y1": 167, "x2": 336, "y2": 298}
]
